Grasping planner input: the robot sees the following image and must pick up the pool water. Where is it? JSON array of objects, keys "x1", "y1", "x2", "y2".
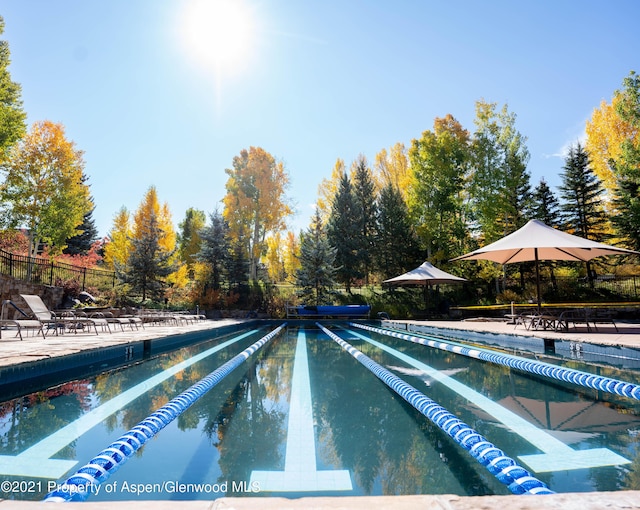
[{"x1": 1, "y1": 323, "x2": 640, "y2": 501}]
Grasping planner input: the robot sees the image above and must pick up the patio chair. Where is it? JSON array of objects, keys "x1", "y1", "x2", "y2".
[
  {"x1": 19, "y1": 294, "x2": 108, "y2": 335},
  {"x1": 0, "y1": 300, "x2": 46, "y2": 340}
]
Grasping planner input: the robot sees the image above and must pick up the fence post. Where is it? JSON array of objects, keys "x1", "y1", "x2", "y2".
[
  {"x1": 82, "y1": 267, "x2": 87, "y2": 291},
  {"x1": 8, "y1": 252, "x2": 13, "y2": 277},
  {"x1": 50, "y1": 260, "x2": 54, "y2": 286}
]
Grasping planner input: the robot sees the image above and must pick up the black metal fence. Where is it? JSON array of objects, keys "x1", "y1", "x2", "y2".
[{"x1": 0, "y1": 248, "x2": 116, "y2": 291}]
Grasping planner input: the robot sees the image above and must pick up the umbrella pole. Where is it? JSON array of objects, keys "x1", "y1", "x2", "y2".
[{"x1": 535, "y1": 248, "x2": 541, "y2": 312}]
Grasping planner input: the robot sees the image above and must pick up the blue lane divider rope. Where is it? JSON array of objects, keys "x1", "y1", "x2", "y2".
[
  {"x1": 351, "y1": 322, "x2": 640, "y2": 402},
  {"x1": 317, "y1": 323, "x2": 554, "y2": 495},
  {"x1": 43, "y1": 323, "x2": 286, "y2": 503}
]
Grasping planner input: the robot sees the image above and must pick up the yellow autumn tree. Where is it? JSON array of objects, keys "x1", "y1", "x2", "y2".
[
  {"x1": 103, "y1": 206, "x2": 132, "y2": 270},
  {"x1": 265, "y1": 232, "x2": 284, "y2": 282},
  {"x1": 132, "y1": 186, "x2": 188, "y2": 296},
  {"x1": 316, "y1": 158, "x2": 345, "y2": 223},
  {"x1": 373, "y1": 142, "x2": 410, "y2": 200},
  {"x1": 0, "y1": 120, "x2": 92, "y2": 256},
  {"x1": 223, "y1": 147, "x2": 291, "y2": 281},
  {"x1": 283, "y1": 230, "x2": 300, "y2": 284},
  {"x1": 585, "y1": 94, "x2": 639, "y2": 195}
]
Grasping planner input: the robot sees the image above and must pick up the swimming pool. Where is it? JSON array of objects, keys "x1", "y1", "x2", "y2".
[{"x1": 1, "y1": 321, "x2": 640, "y2": 501}]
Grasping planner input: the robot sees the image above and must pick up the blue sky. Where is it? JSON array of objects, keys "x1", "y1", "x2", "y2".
[{"x1": 1, "y1": 0, "x2": 638, "y2": 238}]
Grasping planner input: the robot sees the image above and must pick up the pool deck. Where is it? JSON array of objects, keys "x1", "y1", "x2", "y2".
[{"x1": 2, "y1": 317, "x2": 640, "y2": 509}]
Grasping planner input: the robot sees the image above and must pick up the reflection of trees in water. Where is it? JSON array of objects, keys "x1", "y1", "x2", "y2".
[
  {"x1": 309, "y1": 338, "x2": 500, "y2": 496},
  {"x1": 0, "y1": 381, "x2": 92, "y2": 459},
  {"x1": 200, "y1": 337, "x2": 291, "y2": 490}
]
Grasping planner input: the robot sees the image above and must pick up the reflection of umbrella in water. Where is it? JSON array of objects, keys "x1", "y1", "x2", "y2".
[
  {"x1": 472, "y1": 395, "x2": 639, "y2": 444},
  {"x1": 451, "y1": 219, "x2": 640, "y2": 310},
  {"x1": 383, "y1": 261, "x2": 467, "y2": 310}
]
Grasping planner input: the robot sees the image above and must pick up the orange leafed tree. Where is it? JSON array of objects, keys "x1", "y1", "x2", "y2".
[{"x1": 223, "y1": 147, "x2": 291, "y2": 281}]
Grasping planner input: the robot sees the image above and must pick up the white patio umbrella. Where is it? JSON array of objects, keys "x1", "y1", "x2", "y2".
[
  {"x1": 451, "y1": 219, "x2": 640, "y2": 310},
  {"x1": 384, "y1": 261, "x2": 467, "y2": 310}
]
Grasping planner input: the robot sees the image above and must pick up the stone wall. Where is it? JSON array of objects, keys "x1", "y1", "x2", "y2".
[{"x1": 0, "y1": 274, "x2": 64, "y2": 319}]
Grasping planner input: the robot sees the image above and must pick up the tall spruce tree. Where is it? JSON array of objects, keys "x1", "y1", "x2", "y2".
[
  {"x1": 120, "y1": 212, "x2": 175, "y2": 302},
  {"x1": 531, "y1": 178, "x2": 562, "y2": 290},
  {"x1": 327, "y1": 172, "x2": 360, "y2": 292},
  {"x1": 559, "y1": 142, "x2": 608, "y2": 239},
  {"x1": 351, "y1": 156, "x2": 377, "y2": 284},
  {"x1": 376, "y1": 183, "x2": 420, "y2": 278},
  {"x1": 197, "y1": 210, "x2": 230, "y2": 291},
  {"x1": 559, "y1": 142, "x2": 608, "y2": 281},
  {"x1": 63, "y1": 208, "x2": 98, "y2": 255},
  {"x1": 531, "y1": 178, "x2": 561, "y2": 226},
  {"x1": 296, "y1": 208, "x2": 337, "y2": 305}
]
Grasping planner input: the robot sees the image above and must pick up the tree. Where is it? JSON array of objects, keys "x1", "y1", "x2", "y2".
[
  {"x1": 468, "y1": 101, "x2": 531, "y2": 243},
  {"x1": 611, "y1": 71, "x2": 640, "y2": 249},
  {"x1": 120, "y1": 211, "x2": 175, "y2": 302},
  {"x1": 0, "y1": 120, "x2": 92, "y2": 256},
  {"x1": 559, "y1": 142, "x2": 608, "y2": 281},
  {"x1": 585, "y1": 93, "x2": 637, "y2": 194},
  {"x1": 104, "y1": 207, "x2": 132, "y2": 270},
  {"x1": 559, "y1": 143, "x2": 608, "y2": 240},
  {"x1": 64, "y1": 188, "x2": 98, "y2": 256},
  {"x1": 296, "y1": 208, "x2": 337, "y2": 305},
  {"x1": 374, "y1": 142, "x2": 410, "y2": 200},
  {"x1": 282, "y1": 230, "x2": 301, "y2": 284},
  {"x1": 316, "y1": 158, "x2": 345, "y2": 223},
  {"x1": 222, "y1": 147, "x2": 291, "y2": 281},
  {"x1": 177, "y1": 207, "x2": 206, "y2": 267},
  {"x1": 530, "y1": 178, "x2": 561, "y2": 227},
  {"x1": 375, "y1": 182, "x2": 420, "y2": 278},
  {"x1": 327, "y1": 172, "x2": 360, "y2": 292},
  {"x1": 351, "y1": 155, "x2": 377, "y2": 283},
  {"x1": 197, "y1": 209, "x2": 231, "y2": 291},
  {"x1": 408, "y1": 114, "x2": 471, "y2": 264},
  {"x1": 0, "y1": 16, "x2": 26, "y2": 161}
]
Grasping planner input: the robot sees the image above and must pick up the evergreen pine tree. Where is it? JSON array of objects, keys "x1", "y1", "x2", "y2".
[
  {"x1": 63, "y1": 206, "x2": 98, "y2": 255},
  {"x1": 559, "y1": 142, "x2": 608, "y2": 239},
  {"x1": 375, "y1": 183, "x2": 420, "y2": 278},
  {"x1": 327, "y1": 172, "x2": 360, "y2": 292},
  {"x1": 351, "y1": 156, "x2": 377, "y2": 284},
  {"x1": 531, "y1": 178, "x2": 561, "y2": 226},
  {"x1": 531, "y1": 178, "x2": 562, "y2": 290},
  {"x1": 559, "y1": 142, "x2": 608, "y2": 281},
  {"x1": 197, "y1": 210, "x2": 230, "y2": 291},
  {"x1": 119, "y1": 212, "x2": 175, "y2": 302},
  {"x1": 296, "y1": 208, "x2": 337, "y2": 305}
]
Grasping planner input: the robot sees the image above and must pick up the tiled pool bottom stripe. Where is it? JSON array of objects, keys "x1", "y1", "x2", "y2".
[
  {"x1": 317, "y1": 323, "x2": 554, "y2": 496},
  {"x1": 353, "y1": 323, "x2": 640, "y2": 401},
  {"x1": 43, "y1": 323, "x2": 287, "y2": 503},
  {"x1": 250, "y1": 330, "x2": 352, "y2": 492}
]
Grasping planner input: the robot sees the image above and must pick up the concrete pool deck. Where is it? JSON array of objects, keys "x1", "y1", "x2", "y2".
[{"x1": 2, "y1": 317, "x2": 640, "y2": 509}]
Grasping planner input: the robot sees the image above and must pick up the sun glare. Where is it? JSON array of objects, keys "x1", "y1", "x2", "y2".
[{"x1": 181, "y1": 0, "x2": 255, "y2": 75}]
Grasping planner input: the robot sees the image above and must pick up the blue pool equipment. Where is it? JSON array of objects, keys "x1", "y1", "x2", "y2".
[
  {"x1": 317, "y1": 323, "x2": 554, "y2": 495},
  {"x1": 43, "y1": 324, "x2": 286, "y2": 502},
  {"x1": 353, "y1": 322, "x2": 640, "y2": 402},
  {"x1": 286, "y1": 304, "x2": 371, "y2": 318}
]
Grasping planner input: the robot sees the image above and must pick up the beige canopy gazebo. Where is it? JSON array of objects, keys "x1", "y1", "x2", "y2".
[
  {"x1": 451, "y1": 219, "x2": 640, "y2": 310},
  {"x1": 384, "y1": 261, "x2": 467, "y2": 311}
]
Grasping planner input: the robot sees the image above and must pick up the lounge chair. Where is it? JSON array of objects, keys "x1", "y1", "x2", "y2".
[
  {"x1": 19, "y1": 294, "x2": 109, "y2": 335},
  {"x1": 0, "y1": 299, "x2": 47, "y2": 340}
]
